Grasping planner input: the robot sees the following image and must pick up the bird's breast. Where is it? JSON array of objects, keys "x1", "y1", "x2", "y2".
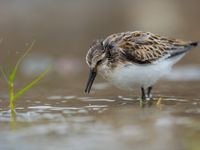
[{"x1": 99, "y1": 60, "x2": 173, "y2": 91}]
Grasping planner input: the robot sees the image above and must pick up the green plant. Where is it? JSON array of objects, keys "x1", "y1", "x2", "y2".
[{"x1": 0, "y1": 40, "x2": 50, "y2": 110}]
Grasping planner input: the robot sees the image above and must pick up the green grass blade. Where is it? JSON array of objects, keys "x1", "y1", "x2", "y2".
[
  {"x1": 13, "y1": 66, "x2": 50, "y2": 101},
  {"x1": 10, "y1": 40, "x2": 35, "y2": 82},
  {"x1": 0, "y1": 67, "x2": 9, "y2": 84}
]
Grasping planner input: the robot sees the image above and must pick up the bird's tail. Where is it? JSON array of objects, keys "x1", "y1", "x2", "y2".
[
  {"x1": 189, "y1": 41, "x2": 200, "y2": 47},
  {"x1": 169, "y1": 41, "x2": 199, "y2": 58}
]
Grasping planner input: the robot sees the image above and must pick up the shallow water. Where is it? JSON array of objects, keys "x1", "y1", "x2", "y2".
[{"x1": 0, "y1": 79, "x2": 200, "y2": 150}]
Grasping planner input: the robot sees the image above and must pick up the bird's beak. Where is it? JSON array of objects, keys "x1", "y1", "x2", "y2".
[{"x1": 85, "y1": 70, "x2": 97, "y2": 93}]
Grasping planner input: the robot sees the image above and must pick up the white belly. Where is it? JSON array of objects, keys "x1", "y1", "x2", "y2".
[{"x1": 100, "y1": 55, "x2": 184, "y2": 91}]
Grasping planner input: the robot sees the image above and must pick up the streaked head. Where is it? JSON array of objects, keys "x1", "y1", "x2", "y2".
[
  {"x1": 85, "y1": 40, "x2": 106, "y2": 93},
  {"x1": 86, "y1": 40, "x2": 106, "y2": 70}
]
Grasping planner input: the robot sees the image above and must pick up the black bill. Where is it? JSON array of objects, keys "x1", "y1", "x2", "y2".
[{"x1": 85, "y1": 70, "x2": 97, "y2": 93}]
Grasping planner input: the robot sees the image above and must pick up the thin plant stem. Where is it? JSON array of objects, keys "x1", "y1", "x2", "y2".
[
  {"x1": 0, "y1": 40, "x2": 50, "y2": 111},
  {"x1": 10, "y1": 40, "x2": 35, "y2": 83},
  {"x1": 9, "y1": 82, "x2": 14, "y2": 110}
]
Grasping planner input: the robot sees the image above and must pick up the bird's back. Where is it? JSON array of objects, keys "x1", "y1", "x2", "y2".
[{"x1": 102, "y1": 31, "x2": 199, "y2": 65}]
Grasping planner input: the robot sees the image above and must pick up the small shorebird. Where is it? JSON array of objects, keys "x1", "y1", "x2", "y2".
[{"x1": 85, "y1": 31, "x2": 199, "y2": 99}]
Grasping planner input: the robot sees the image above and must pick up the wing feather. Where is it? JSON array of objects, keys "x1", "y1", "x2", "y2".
[{"x1": 103, "y1": 31, "x2": 197, "y2": 64}]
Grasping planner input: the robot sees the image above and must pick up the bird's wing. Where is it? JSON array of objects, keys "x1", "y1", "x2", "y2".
[{"x1": 103, "y1": 31, "x2": 198, "y2": 64}]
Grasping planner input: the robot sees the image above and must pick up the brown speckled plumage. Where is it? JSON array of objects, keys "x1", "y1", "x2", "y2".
[
  {"x1": 86, "y1": 31, "x2": 199, "y2": 70},
  {"x1": 102, "y1": 31, "x2": 198, "y2": 64},
  {"x1": 85, "y1": 31, "x2": 199, "y2": 97}
]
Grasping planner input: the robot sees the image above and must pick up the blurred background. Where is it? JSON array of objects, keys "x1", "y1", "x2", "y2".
[
  {"x1": 0, "y1": 0, "x2": 200, "y2": 88},
  {"x1": 1, "y1": 1, "x2": 200, "y2": 150}
]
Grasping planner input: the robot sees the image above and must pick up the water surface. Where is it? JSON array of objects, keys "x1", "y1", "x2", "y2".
[{"x1": 0, "y1": 80, "x2": 200, "y2": 150}]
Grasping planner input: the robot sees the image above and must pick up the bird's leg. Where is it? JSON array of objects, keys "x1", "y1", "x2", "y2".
[
  {"x1": 141, "y1": 87, "x2": 146, "y2": 100},
  {"x1": 147, "y1": 86, "x2": 153, "y2": 98}
]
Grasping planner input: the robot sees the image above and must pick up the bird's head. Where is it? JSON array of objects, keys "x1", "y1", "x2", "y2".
[{"x1": 85, "y1": 40, "x2": 106, "y2": 93}]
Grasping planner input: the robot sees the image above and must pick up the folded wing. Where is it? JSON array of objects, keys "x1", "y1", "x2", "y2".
[{"x1": 103, "y1": 31, "x2": 199, "y2": 64}]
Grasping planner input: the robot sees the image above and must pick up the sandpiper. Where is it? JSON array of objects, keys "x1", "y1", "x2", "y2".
[{"x1": 85, "y1": 31, "x2": 199, "y2": 99}]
